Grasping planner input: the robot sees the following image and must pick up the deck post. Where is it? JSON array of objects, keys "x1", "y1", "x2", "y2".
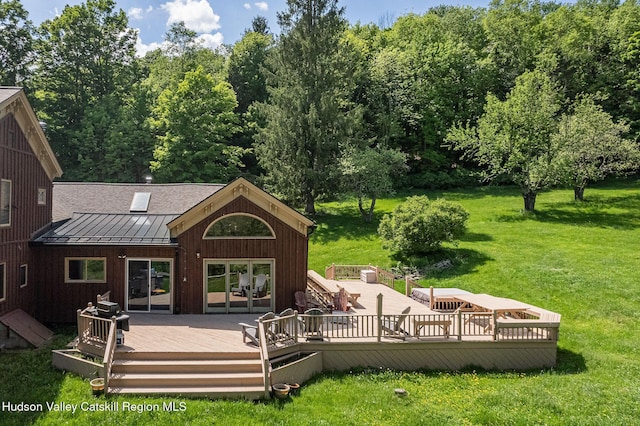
[
  {"x1": 294, "y1": 311, "x2": 299, "y2": 343},
  {"x1": 376, "y1": 293, "x2": 383, "y2": 342},
  {"x1": 457, "y1": 309, "x2": 462, "y2": 341},
  {"x1": 492, "y1": 311, "x2": 498, "y2": 341}
]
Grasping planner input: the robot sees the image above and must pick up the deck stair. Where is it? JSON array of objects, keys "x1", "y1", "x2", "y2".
[{"x1": 108, "y1": 351, "x2": 265, "y2": 399}]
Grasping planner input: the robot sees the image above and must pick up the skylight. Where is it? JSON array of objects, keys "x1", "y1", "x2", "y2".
[{"x1": 130, "y1": 192, "x2": 151, "y2": 212}]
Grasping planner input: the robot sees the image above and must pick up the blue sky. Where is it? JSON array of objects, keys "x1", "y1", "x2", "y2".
[{"x1": 21, "y1": 0, "x2": 490, "y2": 55}]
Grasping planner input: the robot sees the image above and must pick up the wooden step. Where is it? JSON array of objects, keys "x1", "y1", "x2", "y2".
[
  {"x1": 109, "y1": 372, "x2": 263, "y2": 388},
  {"x1": 108, "y1": 385, "x2": 266, "y2": 400},
  {"x1": 111, "y1": 358, "x2": 262, "y2": 374},
  {"x1": 114, "y1": 351, "x2": 259, "y2": 361}
]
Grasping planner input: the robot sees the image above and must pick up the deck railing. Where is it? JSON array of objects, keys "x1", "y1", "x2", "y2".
[
  {"x1": 260, "y1": 303, "x2": 560, "y2": 350},
  {"x1": 76, "y1": 307, "x2": 118, "y2": 393},
  {"x1": 324, "y1": 264, "x2": 396, "y2": 288}
]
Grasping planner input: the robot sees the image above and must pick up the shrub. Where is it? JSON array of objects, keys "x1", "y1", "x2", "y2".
[{"x1": 378, "y1": 196, "x2": 469, "y2": 255}]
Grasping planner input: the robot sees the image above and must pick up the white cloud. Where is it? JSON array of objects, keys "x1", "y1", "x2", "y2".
[
  {"x1": 254, "y1": 2, "x2": 268, "y2": 11},
  {"x1": 128, "y1": 7, "x2": 144, "y2": 20},
  {"x1": 244, "y1": 3, "x2": 251, "y2": 10},
  {"x1": 197, "y1": 33, "x2": 224, "y2": 50},
  {"x1": 134, "y1": 35, "x2": 166, "y2": 57},
  {"x1": 146, "y1": 6, "x2": 154, "y2": 12},
  {"x1": 161, "y1": 0, "x2": 221, "y2": 33}
]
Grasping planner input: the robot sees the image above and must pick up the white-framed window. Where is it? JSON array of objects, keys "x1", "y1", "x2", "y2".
[
  {"x1": 203, "y1": 214, "x2": 275, "y2": 239},
  {"x1": 0, "y1": 263, "x2": 5, "y2": 302},
  {"x1": 37, "y1": 188, "x2": 47, "y2": 206},
  {"x1": 20, "y1": 264, "x2": 27, "y2": 288},
  {"x1": 0, "y1": 179, "x2": 11, "y2": 226},
  {"x1": 65, "y1": 258, "x2": 107, "y2": 283}
]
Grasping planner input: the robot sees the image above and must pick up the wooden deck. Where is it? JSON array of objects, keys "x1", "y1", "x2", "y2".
[
  {"x1": 98, "y1": 281, "x2": 559, "y2": 399},
  {"x1": 116, "y1": 313, "x2": 261, "y2": 354}
]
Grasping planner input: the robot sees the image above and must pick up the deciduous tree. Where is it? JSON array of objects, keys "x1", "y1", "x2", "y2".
[
  {"x1": 150, "y1": 66, "x2": 243, "y2": 182},
  {"x1": 446, "y1": 70, "x2": 562, "y2": 212},
  {"x1": 0, "y1": 0, "x2": 34, "y2": 85},
  {"x1": 554, "y1": 95, "x2": 637, "y2": 201}
]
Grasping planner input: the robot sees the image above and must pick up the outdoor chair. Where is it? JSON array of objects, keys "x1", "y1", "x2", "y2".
[
  {"x1": 252, "y1": 274, "x2": 268, "y2": 298},
  {"x1": 231, "y1": 273, "x2": 250, "y2": 296},
  {"x1": 239, "y1": 311, "x2": 276, "y2": 346},
  {"x1": 295, "y1": 291, "x2": 308, "y2": 313},
  {"x1": 382, "y1": 306, "x2": 411, "y2": 340},
  {"x1": 303, "y1": 308, "x2": 324, "y2": 341}
]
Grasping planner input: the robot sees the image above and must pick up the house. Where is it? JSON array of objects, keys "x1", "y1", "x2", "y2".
[
  {"x1": 0, "y1": 87, "x2": 63, "y2": 319},
  {"x1": 32, "y1": 178, "x2": 315, "y2": 323},
  {"x1": 0, "y1": 87, "x2": 63, "y2": 347},
  {"x1": 2, "y1": 87, "x2": 314, "y2": 326}
]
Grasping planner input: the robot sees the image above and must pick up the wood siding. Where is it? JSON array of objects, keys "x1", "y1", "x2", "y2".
[
  {"x1": 0, "y1": 114, "x2": 53, "y2": 317},
  {"x1": 32, "y1": 245, "x2": 175, "y2": 323},
  {"x1": 178, "y1": 196, "x2": 309, "y2": 314}
]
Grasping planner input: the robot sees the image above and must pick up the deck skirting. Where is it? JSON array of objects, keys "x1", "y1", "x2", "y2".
[{"x1": 270, "y1": 340, "x2": 557, "y2": 372}]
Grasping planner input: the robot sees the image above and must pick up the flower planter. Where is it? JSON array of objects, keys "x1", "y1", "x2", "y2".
[
  {"x1": 272, "y1": 383, "x2": 290, "y2": 399},
  {"x1": 52, "y1": 349, "x2": 104, "y2": 379},
  {"x1": 90, "y1": 378, "x2": 105, "y2": 396}
]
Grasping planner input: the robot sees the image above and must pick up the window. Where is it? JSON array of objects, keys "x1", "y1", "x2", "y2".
[
  {"x1": 65, "y1": 258, "x2": 107, "y2": 283},
  {"x1": 0, "y1": 180, "x2": 10, "y2": 226},
  {"x1": 0, "y1": 263, "x2": 5, "y2": 302},
  {"x1": 37, "y1": 188, "x2": 46, "y2": 206},
  {"x1": 20, "y1": 264, "x2": 27, "y2": 288},
  {"x1": 204, "y1": 214, "x2": 275, "y2": 239}
]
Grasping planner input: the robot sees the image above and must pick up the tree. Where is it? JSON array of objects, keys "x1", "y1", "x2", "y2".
[
  {"x1": 446, "y1": 70, "x2": 562, "y2": 212},
  {"x1": 0, "y1": 0, "x2": 34, "y2": 86},
  {"x1": 378, "y1": 195, "x2": 469, "y2": 255},
  {"x1": 33, "y1": 0, "x2": 137, "y2": 179},
  {"x1": 339, "y1": 145, "x2": 407, "y2": 222},
  {"x1": 554, "y1": 95, "x2": 637, "y2": 201},
  {"x1": 254, "y1": 0, "x2": 361, "y2": 214},
  {"x1": 150, "y1": 66, "x2": 243, "y2": 182},
  {"x1": 228, "y1": 31, "x2": 273, "y2": 114}
]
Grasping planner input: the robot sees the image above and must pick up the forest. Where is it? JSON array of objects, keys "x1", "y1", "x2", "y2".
[{"x1": 1, "y1": 0, "x2": 639, "y2": 214}]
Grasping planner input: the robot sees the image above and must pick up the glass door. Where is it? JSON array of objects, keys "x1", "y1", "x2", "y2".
[
  {"x1": 204, "y1": 260, "x2": 273, "y2": 313},
  {"x1": 127, "y1": 259, "x2": 172, "y2": 312}
]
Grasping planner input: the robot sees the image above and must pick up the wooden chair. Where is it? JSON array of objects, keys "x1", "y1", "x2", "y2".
[
  {"x1": 382, "y1": 306, "x2": 411, "y2": 340},
  {"x1": 239, "y1": 312, "x2": 276, "y2": 346},
  {"x1": 252, "y1": 274, "x2": 268, "y2": 298},
  {"x1": 295, "y1": 291, "x2": 308, "y2": 313},
  {"x1": 231, "y1": 273, "x2": 250, "y2": 296},
  {"x1": 303, "y1": 308, "x2": 324, "y2": 341}
]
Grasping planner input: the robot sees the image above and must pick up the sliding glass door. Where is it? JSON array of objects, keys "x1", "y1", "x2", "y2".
[
  {"x1": 126, "y1": 259, "x2": 172, "y2": 312},
  {"x1": 204, "y1": 259, "x2": 273, "y2": 313}
]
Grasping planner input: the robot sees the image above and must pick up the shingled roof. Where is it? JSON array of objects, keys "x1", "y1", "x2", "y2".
[{"x1": 52, "y1": 182, "x2": 224, "y2": 222}]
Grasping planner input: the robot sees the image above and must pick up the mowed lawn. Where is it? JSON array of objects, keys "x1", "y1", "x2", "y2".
[{"x1": 2, "y1": 181, "x2": 639, "y2": 425}]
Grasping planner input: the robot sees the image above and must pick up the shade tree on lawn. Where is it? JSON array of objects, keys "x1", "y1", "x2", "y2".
[
  {"x1": 446, "y1": 69, "x2": 562, "y2": 212},
  {"x1": 339, "y1": 144, "x2": 407, "y2": 222},
  {"x1": 553, "y1": 95, "x2": 638, "y2": 201}
]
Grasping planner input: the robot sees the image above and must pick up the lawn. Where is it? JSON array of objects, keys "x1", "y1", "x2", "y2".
[{"x1": 2, "y1": 180, "x2": 639, "y2": 425}]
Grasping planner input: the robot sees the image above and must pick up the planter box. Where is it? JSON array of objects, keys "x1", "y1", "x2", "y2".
[
  {"x1": 270, "y1": 352, "x2": 322, "y2": 386},
  {"x1": 52, "y1": 349, "x2": 104, "y2": 379}
]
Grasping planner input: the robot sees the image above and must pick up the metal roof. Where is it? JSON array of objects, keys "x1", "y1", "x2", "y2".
[{"x1": 34, "y1": 213, "x2": 179, "y2": 245}]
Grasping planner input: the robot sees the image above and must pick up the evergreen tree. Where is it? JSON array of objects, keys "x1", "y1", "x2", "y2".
[{"x1": 254, "y1": 0, "x2": 361, "y2": 214}]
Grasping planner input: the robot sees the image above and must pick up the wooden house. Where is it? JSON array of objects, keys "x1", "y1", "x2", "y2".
[
  {"x1": 32, "y1": 179, "x2": 315, "y2": 323},
  {"x1": 0, "y1": 87, "x2": 63, "y2": 320}
]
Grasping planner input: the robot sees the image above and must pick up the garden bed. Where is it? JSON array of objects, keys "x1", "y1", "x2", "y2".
[{"x1": 51, "y1": 349, "x2": 104, "y2": 379}]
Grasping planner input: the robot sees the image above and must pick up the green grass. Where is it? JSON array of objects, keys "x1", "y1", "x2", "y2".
[{"x1": 2, "y1": 181, "x2": 640, "y2": 425}]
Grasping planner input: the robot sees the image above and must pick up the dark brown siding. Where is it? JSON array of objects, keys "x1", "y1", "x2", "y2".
[
  {"x1": 0, "y1": 114, "x2": 53, "y2": 317},
  {"x1": 31, "y1": 245, "x2": 176, "y2": 323},
  {"x1": 177, "y1": 196, "x2": 309, "y2": 314}
]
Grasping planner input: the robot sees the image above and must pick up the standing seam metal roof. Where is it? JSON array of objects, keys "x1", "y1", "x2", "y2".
[{"x1": 34, "y1": 213, "x2": 179, "y2": 245}]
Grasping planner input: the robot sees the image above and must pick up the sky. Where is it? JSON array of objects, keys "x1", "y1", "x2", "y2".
[{"x1": 20, "y1": 0, "x2": 490, "y2": 56}]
